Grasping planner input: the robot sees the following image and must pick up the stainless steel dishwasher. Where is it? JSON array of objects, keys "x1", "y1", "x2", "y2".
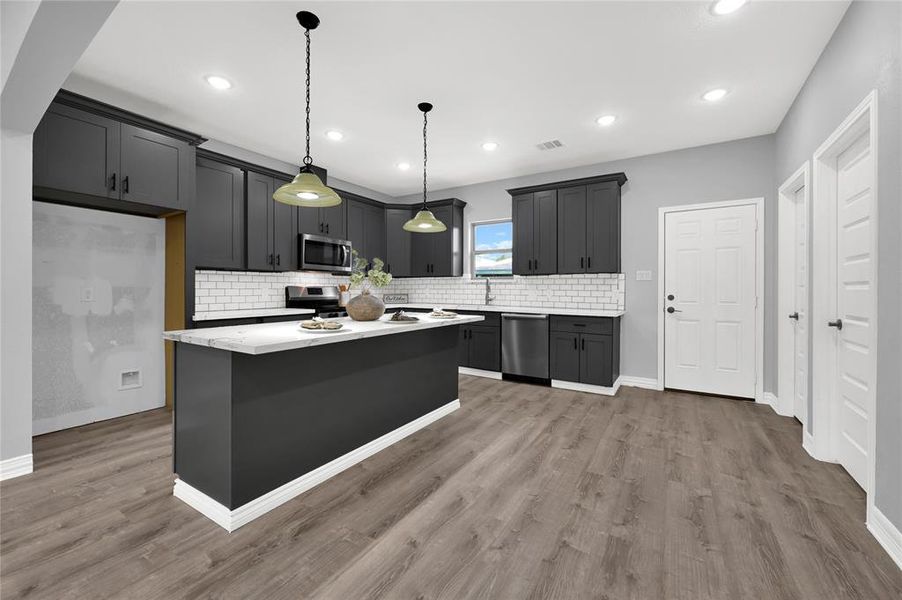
[{"x1": 501, "y1": 313, "x2": 549, "y2": 379}]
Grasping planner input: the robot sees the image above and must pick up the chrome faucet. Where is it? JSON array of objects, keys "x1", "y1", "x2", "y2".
[{"x1": 484, "y1": 277, "x2": 495, "y2": 305}]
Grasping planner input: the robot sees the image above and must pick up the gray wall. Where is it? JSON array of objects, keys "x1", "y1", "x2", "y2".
[
  {"x1": 775, "y1": 1, "x2": 902, "y2": 530},
  {"x1": 398, "y1": 135, "x2": 777, "y2": 389},
  {"x1": 1, "y1": 1, "x2": 117, "y2": 465}
]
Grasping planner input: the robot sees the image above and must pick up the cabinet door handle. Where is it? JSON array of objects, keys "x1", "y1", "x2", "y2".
[
  {"x1": 326, "y1": 223, "x2": 330, "y2": 234},
  {"x1": 534, "y1": 258, "x2": 538, "y2": 270},
  {"x1": 110, "y1": 173, "x2": 117, "y2": 191},
  {"x1": 528, "y1": 259, "x2": 533, "y2": 271},
  {"x1": 580, "y1": 257, "x2": 584, "y2": 269},
  {"x1": 268, "y1": 253, "x2": 274, "y2": 265},
  {"x1": 319, "y1": 223, "x2": 324, "y2": 233},
  {"x1": 276, "y1": 254, "x2": 281, "y2": 266},
  {"x1": 587, "y1": 256, "x2": 591, "y2": 269},
  {"x1": 573, "y1": 337, "x2": 578, "y2": 350},
  {"x1": 581, "y1": 338, "x2": 585, "y2": 351},
  {"x1": 123, "y1": 176, "x2": 129, "y2": 194}
]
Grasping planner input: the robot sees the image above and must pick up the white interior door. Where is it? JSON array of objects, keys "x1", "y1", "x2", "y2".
[
  {"x1": 792, "y1": 187, "x2": 809, "y2": 423},
  {"x1": 832, "y1": 131, "x2": 874, "y2": 489},
  {"x1": 664, "y1": 204, "x2": 758, "y2": 398}
]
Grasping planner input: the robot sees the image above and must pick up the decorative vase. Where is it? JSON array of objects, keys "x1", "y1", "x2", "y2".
[{"x1": 346, "y1": 289, "x2": 385, "y2": 321}]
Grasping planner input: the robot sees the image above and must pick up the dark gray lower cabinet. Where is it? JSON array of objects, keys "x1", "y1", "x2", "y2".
[
  {"x1": 194, "y1": 157, "x2": 245, "y2": 270},
  {"x1": 459, "y1": 324, "x2": 501, "y2": 372},
  {"x1": 550, "y1": 316, "x2": 620, "y2": 387}
]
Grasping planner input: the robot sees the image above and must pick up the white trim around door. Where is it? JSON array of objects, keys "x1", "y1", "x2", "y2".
[
  {"x1": 656, "y1": 198, "x2": 765, "y2": 402},
  {"x1": 777, "y1": 162, "x2": 811, "y2": 421},
  {"x1": 811, "y1": 90, "x2": 879, "y2": 504}
]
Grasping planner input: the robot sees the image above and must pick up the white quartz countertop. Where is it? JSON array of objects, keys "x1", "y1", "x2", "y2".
[
  {"x1": 165, "y1": 312, "x2": 484, "y2": 355},
  {"x1": 385, "y1": 303, "x2": 624, "y2": 318},
  {"x1": 192, "y1": 308, "x2": 315, "y2": 322}
]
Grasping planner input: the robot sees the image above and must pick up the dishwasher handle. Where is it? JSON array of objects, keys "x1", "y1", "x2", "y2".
[{"x1": 501, "y1": 313, "x2": 549, "y2": 320}]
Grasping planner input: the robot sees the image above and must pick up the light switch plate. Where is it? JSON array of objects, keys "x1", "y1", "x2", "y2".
[{"x1": 636, "y1": 270, "x2": 653, "y2": 281}]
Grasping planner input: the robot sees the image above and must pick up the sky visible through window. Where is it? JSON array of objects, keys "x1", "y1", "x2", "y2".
[{"x1": 473, "y1": 221, "x2": 513, "y2": 276}]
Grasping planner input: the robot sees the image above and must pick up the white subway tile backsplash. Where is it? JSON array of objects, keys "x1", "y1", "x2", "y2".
[{"x1": 193, "y1": 270, "x2": 626, "y2": 317}]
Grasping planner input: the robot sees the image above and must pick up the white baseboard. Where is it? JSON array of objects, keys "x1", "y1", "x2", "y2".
[
  {"x1": 618, "y1": 375, "x2": 659, "y2": 390},
  {"x1": 759, "y1": 392, "x2": 793, "y2": 417},
  {"x1": 174, "y1": 399, "x2": 461, "y2": 532},
  {"x1": 0, "y1": 454, "x2": 33, "y2": 481},
  {"x1": 867, "y1": 505, "x2": 902, "y2": 570},
  {"x1": 458, "y1": 367, "x2": 502, "y2": 380},
  {"x1": 551, "y1": 377, "x2": 621, "y2": 397}
]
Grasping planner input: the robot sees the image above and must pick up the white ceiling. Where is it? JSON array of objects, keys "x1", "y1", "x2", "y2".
[{"x1": 67, "y1": 1, "x2": 849, "y2": 197}]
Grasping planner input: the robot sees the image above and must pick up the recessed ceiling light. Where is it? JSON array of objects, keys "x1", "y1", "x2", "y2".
[
  {"x1": 703, "y1": 88, "x2": 729, "y2": 102},
  {"x1": 205, "y1": 75, "x2": 232, "y2": 90},
  {"x1": 596, "y1": 115, "x2": 617, "y2": 127},
  {"x1": 482, "y1": 141, "x2": 499, "y2": 152},
  {"x1": 711, "y1": 0, "x2": 748, "y2": 15},
  {"x1": 326, "y1": 130, "x2": 343, "y2": 141},
  {"x1": 397, "y1": 162, "x2": 411, "y2": 171}
]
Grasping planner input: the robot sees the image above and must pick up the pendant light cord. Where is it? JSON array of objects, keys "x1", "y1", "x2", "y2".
[
  {"x1": 422, "y1": 108, "x2": 428, "y2": 209},
  {"x1": 303, "y1": 27, "x2": 313, "y2": 169}
]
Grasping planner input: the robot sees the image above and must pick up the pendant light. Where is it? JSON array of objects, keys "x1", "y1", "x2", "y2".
[
  {"x1": 403, "y1": 102, "x2": 447, "y2": 233},
  {"x1": 273, "y1": 11, "x2": 341, "y2": 208}
]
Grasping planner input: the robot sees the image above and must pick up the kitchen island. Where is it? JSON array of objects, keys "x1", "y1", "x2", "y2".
[{"x1": 163, "y1": 312, "x2": 484, "y2": 531}]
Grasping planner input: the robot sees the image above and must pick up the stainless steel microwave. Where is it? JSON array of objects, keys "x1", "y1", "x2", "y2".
[{"x1": 299, "y1": 233, "x2": 353, "y2": 274}]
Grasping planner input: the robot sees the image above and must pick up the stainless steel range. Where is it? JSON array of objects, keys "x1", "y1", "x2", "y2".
[{"x1": 285, "y1": 286, "x2": 347, "y2": 318}]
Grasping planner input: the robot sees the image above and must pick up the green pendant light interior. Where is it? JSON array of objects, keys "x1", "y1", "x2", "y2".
[
  {"x1": 273, "y1": 11, "x2": 341, "y2": 208},
  {"x1": 403, "y1": 102, "x2": 446, "y2": 233}
]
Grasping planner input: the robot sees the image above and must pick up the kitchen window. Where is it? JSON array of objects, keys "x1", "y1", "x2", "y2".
[{"x1": 471, "y1": 219, "x2": 513, "y2": 277}]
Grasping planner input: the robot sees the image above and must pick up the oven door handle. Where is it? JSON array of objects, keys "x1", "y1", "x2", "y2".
[{"x1": 340, "y1": 244, "x2": 348, "y2": 268}]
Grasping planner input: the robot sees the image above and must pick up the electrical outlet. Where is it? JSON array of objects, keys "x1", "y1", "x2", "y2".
[
  {"x1": 636, "y1": 270, "x2": 653, "y2": 281},
  {"x1": 119, "y1": 369, "x2": 142, "y2": 390},
  {"x1": 81, "y1": 287, "x2": 94, "y2": 302}
]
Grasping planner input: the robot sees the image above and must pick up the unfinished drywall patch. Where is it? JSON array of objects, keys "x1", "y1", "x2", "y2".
[{"x1": 32, "y1": 202, "x2": 165, "y2": 435}]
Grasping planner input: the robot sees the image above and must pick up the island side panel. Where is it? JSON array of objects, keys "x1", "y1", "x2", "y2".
[
  {"x1": 174, "y1": 343, "x2": 232, "y2": 506},
  {"x1": 229, "y1": 326, "x2": 460, "y2": 508}
]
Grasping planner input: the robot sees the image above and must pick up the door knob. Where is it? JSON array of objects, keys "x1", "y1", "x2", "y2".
[
  {"x1": 666, "y1": 306, "x2": 681, "y2": 314},
  {"x1": 667, "y1": 294, "x2": 675, "y2": 301},
  {"x1": 789, "y1": 312, "x2": 799, "y2": 320},
  {"x1": 828, "y1": 319, "x2": 843, "y2": 330}
]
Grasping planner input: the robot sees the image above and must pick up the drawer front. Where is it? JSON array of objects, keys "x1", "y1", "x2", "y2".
[{"x1": 550, "y1": 315, "x2": 613, "y2": 335}]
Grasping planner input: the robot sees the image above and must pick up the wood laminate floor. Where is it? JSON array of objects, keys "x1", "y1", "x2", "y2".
[{"x1": 2, "y1": 376, "x2": 900, "y2": 599}]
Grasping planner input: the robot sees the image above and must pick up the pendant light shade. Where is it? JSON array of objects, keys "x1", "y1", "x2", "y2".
[
  {"x1": 272, "y1": 171, "x2": 342, "y2": 207},
  {"x1": 403, "y1": 208, "x2": 447, "y2": 232},
  {"x1": 274, "y1": 11, "x2": 341, "y2": 209},
  {"x1": 403, "y1": 102, "x2": 446, "y2": 233}
]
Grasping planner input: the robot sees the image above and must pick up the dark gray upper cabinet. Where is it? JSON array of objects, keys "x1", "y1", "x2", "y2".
[
  {"x1": 557, "y1": 186, "x2": 588, "y2": 273},
  {"x1": 246, "y1": 171, "x2": 275, "y2": 271},
  {"x1": 120, "y1": 124, "x2": 192, "y2": 209},
  {"x1": 246, "y1": 172, "x2": 296, "y2": 271},
  {"x1": 512, "y1": 194, "x2": 534, "y2": 275},
  {"x1": 512, "y1": 191, "x2": 557, "y2": 275},
  {"x1": 193, "y1": 157, "x2": 245, "y2": 270},
  {"x1": 272, "y1": 176, "x2": 298, "y2": 271},
  {"x1": 32, "y1": 92, "x2": 203, "y2": 213},
  {"x1": 345, "y1": 196, "x2": 387, "y2": 267},
  {"x1": 509, "y1": 173, "x2": 626, "y2": 276},
  {"x1": 297, "y1": 202, "x2": 346, "y2": 239},
  {"x1": 33, "y1": 102, "x2": 119, "y2": 200},
  {"x1": 409, "y1": 200, "x2": 465, "y2": 277},
  {"x1": 586, "y1": 182, "x2": 621, "y2": 273},
  {"x1": 384, "y1": 207, "x2": 413, "y2": 277}
]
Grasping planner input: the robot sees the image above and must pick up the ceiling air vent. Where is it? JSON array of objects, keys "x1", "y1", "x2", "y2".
[{"x1": 536, "y1": 139, "x2": 564, "y2": 151}]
